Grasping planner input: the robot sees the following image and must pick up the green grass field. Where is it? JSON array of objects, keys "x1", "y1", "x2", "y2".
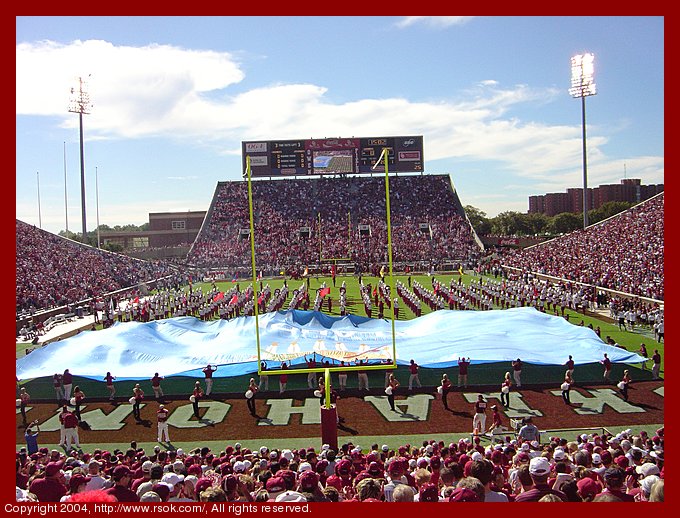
[
  {"x1": 17, "y1": 271, "x2": 664, "y2": 375},
  {"x1": 17, "y1": 271, "x2": 663, "y2": 402}
]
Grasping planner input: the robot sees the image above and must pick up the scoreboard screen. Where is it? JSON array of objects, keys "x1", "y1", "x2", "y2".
[{"x1": 242, "y1": 136, "x2": 423, "y2": 177}]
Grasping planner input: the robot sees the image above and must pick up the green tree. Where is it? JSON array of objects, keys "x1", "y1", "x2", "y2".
[
  {"x1": 464, "y1": 205, "x2": 492, "y2": 236},
  {"x1": 549, "y1": 212, "x2": 582, "y2": 234},
  {"x1": 491, "y1": 211, "x2": 532, "y2": 236},
  {"x1": 525, "y1": 212, "x2": 550, "y2": 236},
  {"x1": 102, "y1": 242, "x2": 124, "y2": 253},
  {"x1": 588, "y1": 201, "x2": 633, "y2": 225}
]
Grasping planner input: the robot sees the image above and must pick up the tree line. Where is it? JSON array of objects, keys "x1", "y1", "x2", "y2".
[{"x1": 465, "y1": 201, "x2": 634, "y2": 237}]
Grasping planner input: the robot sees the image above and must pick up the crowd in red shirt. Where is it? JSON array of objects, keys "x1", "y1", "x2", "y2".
[{"x1": 16, "y1": 425, "x2": 663, "y2": 503}]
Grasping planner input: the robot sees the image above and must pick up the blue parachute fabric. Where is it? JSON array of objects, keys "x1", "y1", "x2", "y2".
[{"x1": 15, "y1": 307, "x2": 647, "y2": 381}]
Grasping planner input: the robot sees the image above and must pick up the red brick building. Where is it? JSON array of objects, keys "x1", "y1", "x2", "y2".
[{"x1": 529, "y1": 179, "x2": 663, "y2": 216}]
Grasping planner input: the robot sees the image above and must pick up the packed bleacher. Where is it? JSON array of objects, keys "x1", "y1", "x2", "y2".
[
  {"x1": 187, "y1": 174, "x2": 482, "y2": 270},
  {"x1": 16, "y1": 220, "x2": 180, "y2": 315},
  {"x1": 16, "y1": 426, "x2": 664, "y2": 502},
  {"x1": 499, "y1": 193, "x2": 664, "y2": 301}
]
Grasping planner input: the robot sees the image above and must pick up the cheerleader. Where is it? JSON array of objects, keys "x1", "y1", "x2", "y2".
[
  {"x1": 500, "y1": 372, "x2": 512, "y2": 408},
  {"x1": 246, "y1": 378, "x2": 259, "y2": 416},
  {"x1": 386, "y1": 374, "x2": 400, "y2": 411}
]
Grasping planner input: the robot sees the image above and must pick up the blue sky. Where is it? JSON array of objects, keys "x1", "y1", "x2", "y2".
[{"x1": 16, "y1": 16, "x2": 664, "y2": 235}]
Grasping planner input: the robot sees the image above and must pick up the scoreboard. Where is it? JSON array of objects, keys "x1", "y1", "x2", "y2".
[{"x1": 242, "y1": 136, "x2": 424, "y2": 177}]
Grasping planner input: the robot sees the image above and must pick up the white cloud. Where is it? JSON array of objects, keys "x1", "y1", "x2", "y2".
[
  {"x1": 16, "y1": 39, "x2": 663, "y2": 229},
  {"x1": 395, "y1": 17, "x2": 475, "y2": 29},
  {"x1": 11, "y1": 40, "x2": 622, "y2": 177}
]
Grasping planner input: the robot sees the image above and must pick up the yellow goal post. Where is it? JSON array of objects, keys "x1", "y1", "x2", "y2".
[{"x1": 244, "y1": 149, "x2": 398, "y2": 408}]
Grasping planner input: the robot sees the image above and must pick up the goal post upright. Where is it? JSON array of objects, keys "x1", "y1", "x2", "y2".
[
  {"x1": 246, "y1": 156, "x2": 263, "y2": 373},
  {"x1": 377, "y1": 147, "x2": 398, "y2": 369},
  {"x1": 247, "y1": 144, "x2": 398, "y2": 379}
]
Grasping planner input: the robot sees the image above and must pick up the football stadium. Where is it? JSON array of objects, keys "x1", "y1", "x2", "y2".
[{"x1": 15, "y1": 133, "x2": 664, "y2": 504}]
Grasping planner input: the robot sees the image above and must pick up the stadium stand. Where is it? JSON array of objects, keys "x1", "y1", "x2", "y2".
[
  {"x1": 15, "y1": 220, "x2": 180, "y2": 315},
  {"x1": 187, "y1": 174, "x2": 482, "y2": 271},
  {"x1": 499, "y1": 193, "x2": 664, "y2": 301}
]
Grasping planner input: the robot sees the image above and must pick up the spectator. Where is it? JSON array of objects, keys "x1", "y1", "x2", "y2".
[
  {"x1": 649, "y1": 479, "x2": 664, "y2": 502},
  {"x1": 24, "y1": 420, "x2": 40, "y2": 455},
  {"x1": 502, "y1": 194, "x2": 664, "y2": 300},
  {"x1": 469, "y1": 460, "x2": 509, "y2": 502},
  {"x1": 514, "y1": 457, "x2": 567, "y2": 502},
  {"x1": 105, "y1": 465, "x2": 140, "y2": 502},
  {"x1": 517, "y1": 417, "x2": 540, "y2": 443},
  {"x1": 29, "y1": 462, "x2": 67, "y2": 502},
  {"x1": 600, "y1": 467, "x2": 635, "y2": 502},
  {"x1": 16, "y1": 219, "x2": 178, "y2": 314}
]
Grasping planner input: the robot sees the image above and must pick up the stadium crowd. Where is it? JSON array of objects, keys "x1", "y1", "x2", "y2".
[
  {"x1": 16, "y1": 426, "x2": 664, "y2": 503},
  {"x1": 499, "y1": 193, "x2": 664, "y2": 301},
  {"x1": 187, "y1": 175, "x2": 481, "y2": 270},
  {"x1": 16, "y1": 220, "x2": 180, "y2": 314}
]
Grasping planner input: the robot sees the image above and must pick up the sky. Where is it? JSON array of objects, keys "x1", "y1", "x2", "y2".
[{"x1": 16, "y1": 16, "x2": 664, "y2": 235}]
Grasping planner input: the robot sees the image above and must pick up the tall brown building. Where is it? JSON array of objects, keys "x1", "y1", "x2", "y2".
[{"x1": 529, "y1": 179, "x2": 663, "y2": 216}]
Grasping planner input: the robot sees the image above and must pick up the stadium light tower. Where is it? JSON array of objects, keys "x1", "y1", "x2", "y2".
[
  {"x1": 570, "y1": 53, "x2": 597, "y2": 229},
  {"x1": 68, "y1": 76, "x2": 93, "y2": 242}
]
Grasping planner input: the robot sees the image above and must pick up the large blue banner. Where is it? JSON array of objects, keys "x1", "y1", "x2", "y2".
[{"x1": 16, "y1": 307, "x2": 646, "y2": 381}]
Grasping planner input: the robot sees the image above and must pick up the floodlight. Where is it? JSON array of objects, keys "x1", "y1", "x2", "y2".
[{"x1": 570, "y1": 52, "x2": 597, "y2": 229}]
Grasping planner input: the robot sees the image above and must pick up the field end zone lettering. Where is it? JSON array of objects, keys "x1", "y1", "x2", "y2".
[
  {"x1": 260, "y1": 398, "x2": 324, "y2": 426},
  {"x1": 462, "y1": 392, "x2": 543, "y2": 418},
  {"x1": 364, "y1": 394, "x2": 433, "y2": 421},
  {"x1": 550, "y1": 389, "x2": 645, "y2": 415},
  {"x1": 16, "y1": 406, "x2": 33, "y2": 416},
  {"x1": 171, "y1": 402, "x2": 231, "y2": 428},
  {"x1": 653, "y1": 386, "x2": 664, "y2": 397}
]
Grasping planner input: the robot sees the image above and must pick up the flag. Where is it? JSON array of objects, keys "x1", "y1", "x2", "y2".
[
  {"x1": 188, "y1": 275, "x2": 193, "y2": 285},
  {"x1": 258, "y1": 294, "x2": 264, "y2": 304},
  {"x1": 372, "y1": 288, "x2": 377, "y2": 297},
  {"x1": 213, "y1": 292, "x2": 224, "y2": 302},
  {"x1": 303, "y1": 267, "x2": 309, "y2": 277},
  {"x1": 231, "y1": 272, "x2": 238, "y2": 283},
  {"x1": 458, "y1": 266, "x2": 464, "y2": 276},
  {"x1": 133, "y1": 296, "x2": 140, "y2": 304},
  {"x1": 280, "y1": 270, "x2": 285, "y2": 275},
  {"x1": 319, "y1": 287, "x2": 330, "y2": 298},
  {"x1": 229, "y1": 294, "x2": 238, "y2": 305},
  {"x1": 257, "y1": 271, "x2": 263, "y2": 281}
]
